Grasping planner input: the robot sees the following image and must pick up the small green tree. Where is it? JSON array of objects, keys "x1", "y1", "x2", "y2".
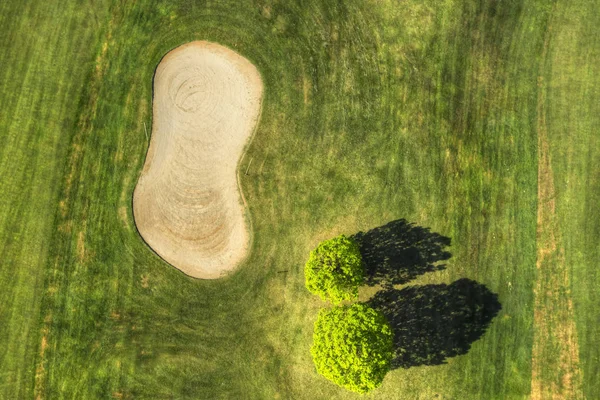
[
  {"x1": 304, "y1": 235, "x2": 364, "y2": 304},
  {"x1": 311, "y1": 303, "x2": 393, "y2": 394}
]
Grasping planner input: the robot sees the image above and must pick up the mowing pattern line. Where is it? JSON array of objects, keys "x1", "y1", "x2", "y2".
[
  {"x1": 33, "y1": 10, "x2": 115, "y2": 400},
  {"x1": 530, "y1": 10, "x2": 583, "y2": 399}
]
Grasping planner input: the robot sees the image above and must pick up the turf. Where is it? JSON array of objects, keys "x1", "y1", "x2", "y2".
[{"x1": 0, "y1": 0, "x2": 598, "y2": 399}]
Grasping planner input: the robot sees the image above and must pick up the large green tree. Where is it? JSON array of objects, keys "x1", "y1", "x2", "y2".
[
  {"x1": 311, "y1": 303, "x2": 394, "y2": 394},
  {"x1": 304, "y1": 235, "x2": 364, "y2": 304}
]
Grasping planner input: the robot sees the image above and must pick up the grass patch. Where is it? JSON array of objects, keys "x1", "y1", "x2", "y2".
[{"x1": 0, "y1": 0, "x2": 598, "y2": 398}]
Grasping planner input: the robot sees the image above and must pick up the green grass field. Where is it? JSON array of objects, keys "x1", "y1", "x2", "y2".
[{"x1": 1, "y1": 0, "x2": 598, "y2": 398}]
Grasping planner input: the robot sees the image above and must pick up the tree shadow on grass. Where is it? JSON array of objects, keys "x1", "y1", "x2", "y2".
[
  {"x1": 368, "y1": 278, "x2": 501, "y2": 369},
  {"x1": 351, "y1": 219, "x2": 452, "y2": 287}
]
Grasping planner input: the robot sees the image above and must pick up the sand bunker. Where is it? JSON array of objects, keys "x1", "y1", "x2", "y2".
[{"x1": 133, "y1": 41, "x2": 263, "y2": 278}]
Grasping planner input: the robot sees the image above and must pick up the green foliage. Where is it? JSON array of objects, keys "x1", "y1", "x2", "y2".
[
  {"x1": 305, "y1": 235, "x2": 364, "y2": 304},
  {"x1": 311, "y1": 303, "x2": 394, "y2": 394}
]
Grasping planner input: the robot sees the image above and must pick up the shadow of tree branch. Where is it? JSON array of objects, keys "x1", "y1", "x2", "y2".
[
  {"x1": 351, "y1": 219, "x2": 452, "y2": 287},
  {"x1": 368, "y1": 278, "x2": 502, "y2": 369}
]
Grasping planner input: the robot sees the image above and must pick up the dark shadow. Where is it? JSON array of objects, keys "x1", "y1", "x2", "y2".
[
  {"x1": 351, "y1": 219, "x2": 452, "y2": 287},
  {"x1": 368, "y1": 278, "x2": 501, "y2": 369}
]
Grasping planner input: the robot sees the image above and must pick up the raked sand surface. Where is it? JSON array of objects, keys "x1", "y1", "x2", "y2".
[{"x1": 133, "y1": 41, "x2": 263, "y2": 278}]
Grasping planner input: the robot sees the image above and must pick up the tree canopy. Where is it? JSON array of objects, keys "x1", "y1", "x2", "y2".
[
  {"x1": 311, "y1": 303, "x2": 394, "y2": 394},
  {"x1": 304, "y1": 235, "x2": 364, "y2": 304}
]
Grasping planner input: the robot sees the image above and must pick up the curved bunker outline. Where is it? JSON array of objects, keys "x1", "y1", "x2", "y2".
[{"x1": 132, "y1": 41, "x2": 263, "y2": 279}]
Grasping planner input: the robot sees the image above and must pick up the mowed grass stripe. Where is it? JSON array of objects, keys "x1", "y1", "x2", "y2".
[
  {"x1": 530, "y1": 5, "x2": 583, "y2": 395},
  {"x1": 413, "y1": 2, "x2": 542, "y2": 398},
  {"x1": 0, "y1": 2, "x2": 110, "y2": 398},
  {"x1": 35, "y1": 6, "x2": 121, "y2": 398},
  {"x1": 439, "y1": 2, "x2": 544, "y2": 398},
  {"x1": 544, "y1": 0, "x2": 600, "y2": 397}
]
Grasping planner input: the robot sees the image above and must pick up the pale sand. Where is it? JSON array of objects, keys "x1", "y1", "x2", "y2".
[{"x1": 133, "y1": 41, "x2": 263, "y2": 278}]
